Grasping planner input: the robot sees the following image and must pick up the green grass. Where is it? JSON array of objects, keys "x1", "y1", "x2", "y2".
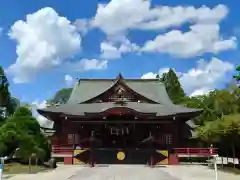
[
  {"x1": 3, "y1": 163, "x2": 50, "y2": 174},
  {"x1": 219, "y1": 166, "x2": 240, "y2": 175},
  {"x1": 3, "y1": 175, "x2": 13, "y2": 179},
  {"x1": 209, "y1": 164, "x2": 240, "y2": 175}
]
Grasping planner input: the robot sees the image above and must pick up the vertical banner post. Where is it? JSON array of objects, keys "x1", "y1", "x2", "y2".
[
  {"x1": 0, "y1": 158, "x2": 3, "y2": 180},
  {"x1": 213, "y1": 155, "x2": 218, "y2": 180}
]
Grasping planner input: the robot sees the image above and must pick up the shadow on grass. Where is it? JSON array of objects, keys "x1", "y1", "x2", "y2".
[
  {"x1": 208, "y1": 164, "x2": 240, "y2": 175},
  {"x1": 3, "y1": 163, "x2": 51, "y2": 174},
  {"x1": 95, "y1": 164, "x2": 110, "y2": 167},
  {"x1": 146, "y1": 165, "x2": 167, "y2": 168}
]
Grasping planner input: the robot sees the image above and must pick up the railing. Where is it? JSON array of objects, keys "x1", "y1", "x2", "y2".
[
  {"x1": 51, "y1": 147, "x2": 218, "y2": 156},
  {"x1": 174, "y1": 148, "x2": 217, "y2": 156},
  {"x1": 52, "y1": 145, "x2": 73, "y2": 153}
]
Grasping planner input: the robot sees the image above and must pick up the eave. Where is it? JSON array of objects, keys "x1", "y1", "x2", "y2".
[{"x1": 38, "y1": 106, "x2": 202, "y2": 124}]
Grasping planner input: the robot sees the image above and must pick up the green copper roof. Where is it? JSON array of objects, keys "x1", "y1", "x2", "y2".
[
  {"x1": 38, "y1": 102, "x2": 201, "y2": 117},
  {"x1": 38, "y1": 75, "x2": 202, "y2": 122},
  {"x1": 68, "y1": 78, "x2": 173, "y2": 105},
  {"x1": 68, "y1": 79, "x2": 115, "y2": 103}
]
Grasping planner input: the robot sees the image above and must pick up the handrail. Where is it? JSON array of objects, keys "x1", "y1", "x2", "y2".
[
  {"x1": 52, "y1": 147, "x2": 218, "y2": 155},
  {"x1": 175, "y1": 148, "x2": 217, "y2": 150},
  {"x1": 174, "y1": 148, "x2": 217, "y2": 155}
]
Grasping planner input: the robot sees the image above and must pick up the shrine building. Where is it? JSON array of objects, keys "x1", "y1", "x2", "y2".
[{"x1": 38, "y1": 74, "x2": 203, "y2": 165}]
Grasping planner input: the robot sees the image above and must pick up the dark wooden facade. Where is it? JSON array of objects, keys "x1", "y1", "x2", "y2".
[{"x1": 39, "y1": 74, "x2": 202, "y2": 165}]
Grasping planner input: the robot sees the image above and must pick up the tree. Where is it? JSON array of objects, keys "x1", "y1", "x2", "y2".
[
  {"x1": 0, "y1": 66, "x2": 11, "y2": 119},
  {"x1": 159, "y1": 69, "x2": 185, "y2": 104},
  {"x1": 0, "y1": 142, "x2": 7, "y2": 156},
  {"x1": 8, "y1": 97, "x2": 21, "y2": 115},
  {"x1": 48, "y1": 88, "x2": 73, "y2": 104},
  {"x1": 0, "y1": 106, "x2": 51, "y2": 162},
  {"x1": 0, "y1": 66, "x2": 10, "y2": 106},
  {"x1": 183, "y1": 93, "x2": 218, "y2": 125},
  {"x1": 0, "y1": 66, "x2": 19, "y2": 118},
  {"x1": 183, "y1": 88, "x2": 240, "y2": 125},
  {"x1": 218, "y1": 114, "x2": 240, "y2": 166},
  {"x1": 233, "y1": 66, "x2": 240, "y2": 82},
  {"x1": 196, "y1": 120, "x2": 221, "y2": 145},
  {"x1": 231, "y1": 85, "x2": 240, "y2": 111},
  {"x1": 213, "y1": 90, "x2": 239, "y2": 116}
]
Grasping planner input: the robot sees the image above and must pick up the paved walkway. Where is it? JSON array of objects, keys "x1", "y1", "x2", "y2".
[
  {"x1": 5, "y1": 165, "x2": 86, "y2": 180},
  {"x1": 69, "y1": 165, "x2": 181, "y2": 180},
  {"x1": 5, "y1": 164, "x2": 240, "y2": 180},
  {"x1": 161, "y1": 165, "x2": 240, "y2": 180}
]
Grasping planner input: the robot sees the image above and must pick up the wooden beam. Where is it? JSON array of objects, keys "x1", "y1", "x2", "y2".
[{"x1": 70, "y1": 120, "x2": 173, "y2": 124}]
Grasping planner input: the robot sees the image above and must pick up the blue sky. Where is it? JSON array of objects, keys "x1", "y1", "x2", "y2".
[{"x1": 0, "y1": 0, "x2": 239, "y2": 109}]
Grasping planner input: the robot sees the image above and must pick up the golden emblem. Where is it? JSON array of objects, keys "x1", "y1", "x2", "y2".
[{"x1": 117, "y1": 151, "x2": 125, "y2": 160}]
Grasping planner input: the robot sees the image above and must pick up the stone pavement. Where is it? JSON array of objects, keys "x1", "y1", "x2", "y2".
[
  {"x1": 5, "y1": 165, "x2": 86, "y2": 180},
  {"x1": 5, "y1": 164, "x2": 240, "y2": 180},
  {"x1": 161, "y1": 165, "x2": 240, "y2": 180}
]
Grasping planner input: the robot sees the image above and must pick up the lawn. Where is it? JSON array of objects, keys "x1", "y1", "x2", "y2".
[
  {"x1": 218, "y1": 166, "x2": 240, "y2": 175},
  {"x1": 3, "y1": 163, "x2": 50, "y2": 174},
  {"x1": 209, "y1": 164, "x2": 240, "y2": 175}
]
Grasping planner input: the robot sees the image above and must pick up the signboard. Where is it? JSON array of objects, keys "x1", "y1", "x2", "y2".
[
  {"x1": 156, "y1": 150, "x2": 169, "y2": 165},
  {"x1": 73, "y1": 149, "x2": 89, "y2": 165},
  {"x1": 117, "y1": 151, "x2": 125, "y2": 161}
]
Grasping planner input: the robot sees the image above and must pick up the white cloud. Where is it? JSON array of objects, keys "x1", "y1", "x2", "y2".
[
  {"x1": 5, "y1": 3, "x2": 235, "y2": 84},
  {"x1": 141, "y1": 72, "x2": 157, "y2": 79},
  {"x1": 180, "y1": 57, "x2": 234, "y2": 95},
  {"x1": 141, "y1": 68, "x2": 170, "y2": 79},
  {"x1": 32, "y1": 100, "x2": 48, "y2": 109},
  {"x1": 32, "y1": 100, "x2": 53, "y2": 128},
  {"x1": 65, "y1": 74, "x2": 74, "y2": 86},
  {"x1": 69, "y1": 58, "x2": 108, "y2": 71},
  {"x1": 92, "y1": 0, "x2": 228, "y2": 35},
  {"x1": 92, "y1": 0, "x2": 235, "y2": 58},
  {"x1": 79, "y1": 59, "x2": 108, "y2": 70},
  {"x1": 141, "y1": 67, "x2": 183, "y2": 79},
  {"x1": 141, "y1": 57, "x2": 234, "y2": 96},
  {"x1": 189, "y1": 88, "x2": 213, "y2": 97},
  {"x1": 91, "y1": 1, "x2": 236, "y2": 58},
  {"x1": 65, "y1": 74, "x2": 73, "y2": 82},
  {"x1": 141, "y1": 24, "x2": 237, "y2": 58},
  {"x1": 100, "y1": 41, "x2": 122, "y2": 59},
  {"x1": 6, "y1": 7, "x2": 81, "y2": 83},
  {"x1": 100, "y1": 37, "x2": 139, "y2": 59},
  {"x1": 137, "y1": 4, "x2": 228, "y2": 30},
  {"x1": 74, "y1": 19, "x2": 92, "y2": 35}
]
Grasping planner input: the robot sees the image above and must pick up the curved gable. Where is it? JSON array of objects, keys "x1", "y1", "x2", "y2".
[
  {"x1": 85, "y1": 78, "x2": 158, "y2": 104},
  {"x1": 126, "y1": 81, "x2": 174, "y2": 105},
  {"x1": 67, "y1": 74, "x2": 174, "y2": 105},
  {"x1": 67, "y1": 80, "x2": 115, "y2": 103}
]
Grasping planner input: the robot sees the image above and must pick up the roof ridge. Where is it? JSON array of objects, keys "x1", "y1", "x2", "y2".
[{"x1": 78, "y1": 78, "x2": 161, "y2": 82}]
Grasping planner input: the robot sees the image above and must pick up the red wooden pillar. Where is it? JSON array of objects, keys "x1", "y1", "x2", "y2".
[
  {"x1": 175, "y1": 121, "x2": 179, "y2": 148},
  {"x1": 168, "y1": 122, "x2": 180, "y2": 165},
  {"x1": 64, "y1": 157, "x2": 73, "y2": 164},
  {"x1": 168, "y1": 154, "x2": 179, "y2": 165}
]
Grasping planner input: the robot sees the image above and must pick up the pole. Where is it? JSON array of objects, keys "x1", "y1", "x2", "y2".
[
  {"x1": 0, "y1": 164, "x2": 2, "y2": 180},
  {"x1": 0, "y1": 158, "x2": 4, "y2": 180},
  {"x1": 213, "y1": 155, "x2": 218, "y2": 180},
  {"x1": 150, "y1": 156, "x2": 154, "y2": 168},
  {"x1": 28, "y1": 157, "x2": 31, "y2": 173},
  {"x1": 0, "y1": 158, "x2": 3, "y2": 167}
]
